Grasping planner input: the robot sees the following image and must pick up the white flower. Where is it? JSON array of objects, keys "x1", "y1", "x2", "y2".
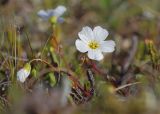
[
  {"x1": 37, "y1": 5, "x2": 66, "y2": 23},
  {"x1": 75, "y1": 26, "x2": 116, "y2": 61},
  {"x1": 17, "y1": 63, "x2": 31, "y2": 83}
]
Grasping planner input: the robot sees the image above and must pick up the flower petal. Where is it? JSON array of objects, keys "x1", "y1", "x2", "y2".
[
  {"x1": 78, "y1": 26, "x2": 94, "y2": 43},
  {"x1": 37, "y1": 10, "x2": 50, "y2": 20},
  {"x1": 57, "y1": 17, "x2": 65, "y2": 23},
  {"x1": 87, "y1": 50, "x2": 104, "y2": 61},
  {"x1": 75, "y1": 39, "x2": 89, "y2": 53},
  {"x1": 100, "y1": 40, "x2": 115, "y2": 52},
  {"x1": 53, "y1": 5, "x2": 66, "y2": 17},
  {"x1": 93, "y1": 26, "x2": 109, "y2": 41},
  {"x1": 46, "y1": 9, "x2": 55, "y2": 17},
  {"x1": 17, "y1": 69, "x2": 30, "y2": 83}
]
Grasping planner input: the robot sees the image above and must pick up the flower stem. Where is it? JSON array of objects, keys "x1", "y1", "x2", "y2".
[
  {"x1": 91, "y1": 61, "x2": 104, "y2": 75},
  {"x1": 29, "y1": 58, "x2": 83, "y2": 89}
]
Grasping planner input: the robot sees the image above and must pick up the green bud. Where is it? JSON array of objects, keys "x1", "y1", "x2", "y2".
[
  {"x1": 84, "y1": 81, "x2": 91, "y2": 91},
  {"x1": 24, "y1": 63, "x2": 31, "y2": 72},
  {"x1": 48, "y1": 73, "x2": 56, "y2": 87},
  {"x1": 49, "y1": 16, "x2": 57, "y2": 24},
  {"x1": 31, "y1": 68, "x2": 37, "y2": 78},
  {"x1": 49, "y1": 46, "x2": 54, "y2": 52}
]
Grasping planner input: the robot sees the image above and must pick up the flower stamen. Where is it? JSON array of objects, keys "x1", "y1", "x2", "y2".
[{"x1": 88, "y1": 41, "x2": 99, "y2": 49}]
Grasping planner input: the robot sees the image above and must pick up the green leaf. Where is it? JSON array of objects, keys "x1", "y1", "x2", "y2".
[
  {"x1": 48, "y1": 73, "x2": 56, "y2": 87},
  {"x1": 49, "y1": 46, "x2": 59, "y2": 65}
]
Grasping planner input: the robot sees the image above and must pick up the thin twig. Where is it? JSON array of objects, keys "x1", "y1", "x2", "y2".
[
  {"x1": 114, "y1": 82, "x2": 141, "y2": 92},
  {"x1": 24, "y1": 32, "x2": 34, "y2": 58},
  {"x1": 40, "y1": 34, "x2": 52, "y2": 58},
  {"x1": 122, "y1": 35, "x2": 138, "y2": 74}
]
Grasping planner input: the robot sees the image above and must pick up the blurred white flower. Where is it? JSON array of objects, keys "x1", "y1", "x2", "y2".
[
  {"x1": 37, "y1": 5, "x2": 66, "y2": 24},
  {"x1": 75, "y1": 26, "x2": 115, "y2": 61},
  {"x1": 17, "y1": 63, "x2": 31, "y2": 83},
  {"x1": 143, "y1": 11, "x2": 154, "y2": 19}
]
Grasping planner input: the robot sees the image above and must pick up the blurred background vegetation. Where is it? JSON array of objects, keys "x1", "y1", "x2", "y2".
[{"x1": 1, "y1": 0, "x2": 160, "y2": 114}]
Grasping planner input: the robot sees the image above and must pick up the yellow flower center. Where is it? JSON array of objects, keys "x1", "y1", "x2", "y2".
[{"x1": 88, "y1": 41, "x2": 99, "y2": 49}]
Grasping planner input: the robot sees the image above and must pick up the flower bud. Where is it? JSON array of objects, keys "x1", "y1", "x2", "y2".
[{"x1": 17, "y1": 63, "x2": 31, "y2": 83}]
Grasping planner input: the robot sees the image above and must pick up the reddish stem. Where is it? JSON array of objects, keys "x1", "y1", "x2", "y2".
[{"x1": 91, "y1": 62, "x2": 104, "y2": 75}]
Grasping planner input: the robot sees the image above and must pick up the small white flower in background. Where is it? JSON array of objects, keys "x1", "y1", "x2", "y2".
[
  {"x1": 17, "y1": 63, "x2": 31, "y2": 83},
  {"x1": 37, "y1": 5, "x2": 66, "y2": 24},
  {"x1": 75, "y1": 26, "x2": 116, "y2": 61}
]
